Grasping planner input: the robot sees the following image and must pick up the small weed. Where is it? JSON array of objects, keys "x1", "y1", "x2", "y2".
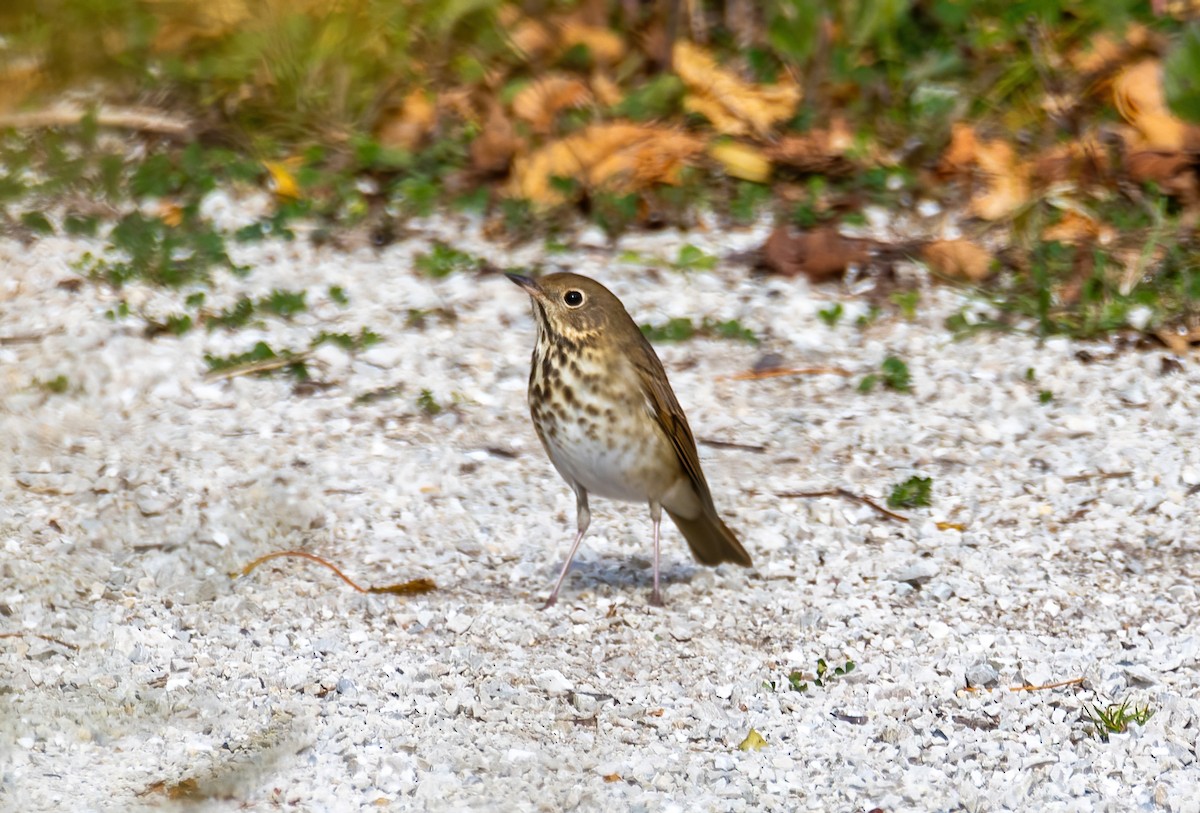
[
  {"x1": 259, "y1": 289, "x2": 308, "y2": 319},
  {"x1": 414, "y1": 242, "x2": 482, "y2": 278},
  {"x1": 204, "y1": 342, "x2": 309, "y2": 381},
  {"x1": 417, "y1": 389, "x2": 442, "y2": 416},
  {"x1": 855, "y1": 305, "x2": 883, "y2": 329},
  {"x1": 641, "y1": 317, "x2": 758, "y2": 344},
  {"x1": 642, "y1": 318, "x2": 696, "y2": 343},
  {"x1": 328, "y1": 286, "x2": 349, "y2": 306},
  {"x1": 708, "y1": 318, "x2": 759, "y2": 344},
  {"x1": 890, "y1": 290, "x2": 921, "y2": 320},
  {"x1": 1039, "y1": 390, "x2": 1054, "y2": 404},
  {"x1": 888, "y1": 476, "x2": 933, "y2": 509},
  {"x1": 35, "y1": 375, "x2": 70, "y2": 394},
  {"x1": 673, "y1": 244, "x2": 718, "y2": 272},
  {"x1": 591, "y1": 191, "x2": 640, "y2": 238},
  {"x1": 311, "y1": 328, "x2": 381, "y2": 351},
  {"x1": 818, "y1": 303, "x2": 844, "y2": 327},
  {"x1": 859, "y1": 356, "x2": 911, "y2": 393},
  {"x1": 1085, "y1": 700, "x2": 1155, "y2": 742},
  {"x1": 765, "y1": 658, "x2": 857, "y2": 693},
  {"x1": 729, "y1": 181, "x2": 771, "y2": 225}
]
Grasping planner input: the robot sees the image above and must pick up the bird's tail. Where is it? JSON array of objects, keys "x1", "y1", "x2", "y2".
[{"x1": 666, "y1": 508, "x2": 752, "y2": 567}]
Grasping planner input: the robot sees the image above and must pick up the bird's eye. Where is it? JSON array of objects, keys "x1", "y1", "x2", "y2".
[{"x1": 563, "y1": 290, "x2": 584, "y2": 307}]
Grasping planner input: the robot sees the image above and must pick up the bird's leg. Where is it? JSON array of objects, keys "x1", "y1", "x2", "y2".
[
  {"x1": 544, "y1": 486, "x2": 590, "y2": 609},
  {"x1": 649, "y1": 502, "x2": 664, "y2": 607}
]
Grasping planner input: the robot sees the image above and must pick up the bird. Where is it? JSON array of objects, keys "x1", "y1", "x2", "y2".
[{"x1": 507, "y1": 271, "x2": 752, "y2": 607}]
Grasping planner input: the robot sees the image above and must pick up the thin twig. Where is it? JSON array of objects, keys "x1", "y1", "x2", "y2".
[
  {"x1": 699, "y1": 438, "x2": 767, "y2": 453},
  {"x1": 961, "y1": 676, "x2": 1085, "y2": 693},
  {"x1": 724, "y1": 366, "x2": 854, "y2": 381},
  {"x1": 0, "y1": 103, "x2": 192, "y2": 136},
  {"x1": 1063, "y1": 471, "x2": 1133, "y2": 483},
  {"x1": 0, "y1": 632, "x2": 79, "y2": 651},
  {"x1": 231, "y1": 550, "x2": 436, "y2": 596},
  {"x1": 777, "y1": 488, "x2": 910, "y2": 523},
  {"x1": 204, "y1": 353, "x2": 311, "y2": 381}
]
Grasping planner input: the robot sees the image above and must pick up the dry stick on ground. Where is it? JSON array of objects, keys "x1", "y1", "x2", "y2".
[
  {"x1": 960, "y1": 677, "x2": 1086, "y2": 694},
  {"x1": 0, "y1": 103, "x2": 192, "y2": 136},
  {"x1": 232, "y1": 550, "x2": 436, "y2": 596},
  {"x1": 0, "y1": 632, "x2": 79, "y2": 651},
  {"x1": 1063, "y1": 471, "x2": 1134, "y2": 483},
  {"x1": 777, "y1": 488, "x2": 910, "y2": 523},
  {"x1": 204, "y1": 353, "x2": 313, "y2": 381},
  {"x1": 724, "y1": 366, "x2": 854, "y2": 381}
]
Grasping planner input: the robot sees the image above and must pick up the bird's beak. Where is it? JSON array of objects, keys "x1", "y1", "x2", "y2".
[{"x1": 506, "y1": 273, "x2": 541, "y2": 297}]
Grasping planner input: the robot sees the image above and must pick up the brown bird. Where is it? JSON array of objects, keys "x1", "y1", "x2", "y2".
[{"x1": 508, "y1": 272, "x2": 752, "y2": 607}]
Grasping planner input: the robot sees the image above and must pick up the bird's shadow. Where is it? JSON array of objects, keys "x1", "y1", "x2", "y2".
[{"x1": 549, "y1": 555, "x2": 700, "y2": 591}]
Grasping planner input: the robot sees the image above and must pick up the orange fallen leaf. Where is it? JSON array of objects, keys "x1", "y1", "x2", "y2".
[
  {"x1": 375, "y1": 90, "x2": 437, "y2": 152},
  {"x1": 1042, "y1": 210, "x2": 1109, "y2": 245},
  {"x1": 507, "y1": 123, "x2": 704, "y2": 207},
  {"x1": 590, "y1": 71, "x2": 623, "y2": 108},
  {"x1": 940, "y1": 126, "x2": 1031, "y2": 220},
  {"x1": 922, "y1": 239, "x2": 994, "y2": 282},
  {"x1": 470, "y1": 102, "x2": 519, "y2": 176},
  {"x1": 156, "y1": 200, "x2": 185, "y2": 228},
  {"x1": 760, "y1": 225, "x2": 873, "y2": 282},
  {"x1": 970, "y1": 139, "x2": 1031, "y2": 220},
  {"x1": 1125, "y1": 150, "x2": 1200, "y2": 205},
  {"x1": 1032, "y1": 138, "x2": 1112, "y2": 187},
  {"x1": 559, "y1": 20, "x2": 625, "y2": 64},
  {"x1": 674, "y1": 40, "x2": 800, "y2": 137},
  {"x1": 1114, "y1": 60, "x2": 1200, "y2": 151},
  {"x1": 936, "y1": 521, "x2": 966, "y2": 532},
  {"x1": 507, "y1": 17, "x2": 554, "y2": 60},
  {"x1": 766, "y1": 118, "x2": 857, "y2": 175},
  {"x1": 512, "y1": 75, "x2": 591, "y2": 134}
]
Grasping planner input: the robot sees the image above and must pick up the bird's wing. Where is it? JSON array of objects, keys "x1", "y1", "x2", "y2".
[{"x1": 629, "y1": 333, "x2": 716, "y2": 510}]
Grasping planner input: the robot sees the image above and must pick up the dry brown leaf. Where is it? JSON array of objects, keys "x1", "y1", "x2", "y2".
[
  {"x1": 1125, "y1": 149, "x2": 1200, "y2": 205},
  {"x1": 146, "y1": 0, "x2": 252, "y2": 52},
  {"x1": 939, "y1": 123, "x2": 981, "y2": 175},
  {"x1": 156, "y1": 200, "x2": 185, "y2": 228},
  {"x1": 922, "y1": 240, "x2": 995, "y2": 282},
  {"x1": 375, "y1": 90, "x2": 436, "y2": 152},
  {"x1": 590, "y1": 71, "x2": 623, "y2": 107},
  {"x1": 709, "y1": 141, "x2": 772, "y2": 183},
  {"x1": 507, "y1": 123, "x2": 704, "y2": 206},
  {"x1": 940, "y1": 126, "x2": 1031, "y2": 220},
  {"x1": 766, "y1": 119, "x2": 856, "y2": 175},
  {"x1": 761, "y1": 225, "x2": 872, "y2": 282},
  {"x1": 507, "y1": 17, "x2": 555, "y2": 60},
  {"x1": 1068, "y1": 24, "x2": 1152, "y2": 75},
  {"x1": 1155, "y1": 324, "x2": 1200, "y2": 353},
  {"x1": 0, "y1": 57, "x2": 43, "y2": 115},
  {"x1": 1042, "y1": 210, "x2": 1109, "y2": 245},
  {"x1": 470, "y1": 103, "x2": 520, "y2": 176},
  {"x1": 971, "y1": 142, "x2": 1031, "y2": 220},
  {"x1": 559, "y1": 20, "x2": 625, "y2": 64},
  {"x1": 1032, "y1": 139, "x2": 1111, "y2": 187},
  {"x1": 1113, "y1": 60, "x2": 1200, "y2": 151},
  {"x1": 674, "y1": 40, "x2": 800, "y2": 137},
  {"x1": 512, "y1": 75, "x2": 592, "y2": 134}
]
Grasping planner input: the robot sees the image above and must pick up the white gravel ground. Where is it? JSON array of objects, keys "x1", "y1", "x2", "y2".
[{"x1": 2, "y1": 204, "x2": 1199, "y2": 812}]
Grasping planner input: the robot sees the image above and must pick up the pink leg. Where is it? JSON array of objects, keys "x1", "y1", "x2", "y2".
[
  {"x1": 649, "y1": 502, "x2": 664, "y2": 607},
  {"x1": 544, "y1": 487, "x2": 590, "y2": 609}
]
